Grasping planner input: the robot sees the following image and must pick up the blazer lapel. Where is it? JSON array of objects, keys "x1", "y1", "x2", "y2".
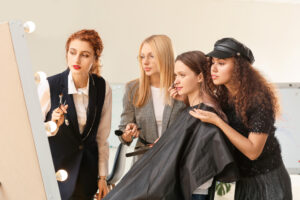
[
  {"x1": 82, "y1": 75, "x2": 97, "y2": 137},
  {"x1": 62, "y1": 70, "x2": 81, "y2": 138},
  {"x1": 145, "y1": 93, "x2": 159, "y2": 139},
  {"x1": 161, "y1": 99, "x2": 174, "y2": 134}
]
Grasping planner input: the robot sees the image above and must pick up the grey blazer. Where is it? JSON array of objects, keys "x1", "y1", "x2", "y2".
[{"x1": 118, "y1": 80, "x2": 186, "y2": 148}]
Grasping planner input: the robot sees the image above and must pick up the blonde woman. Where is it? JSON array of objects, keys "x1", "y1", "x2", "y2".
[{"x1": 118, "y1": 35, "x2": 185, "y2": 156}]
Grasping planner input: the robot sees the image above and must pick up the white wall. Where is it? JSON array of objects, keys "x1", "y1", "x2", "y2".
[{"x1": 1, "y1": 0, "x2": 300, "y2": 83}]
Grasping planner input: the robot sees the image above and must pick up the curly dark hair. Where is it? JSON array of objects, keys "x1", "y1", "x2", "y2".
[{"x1": 206, "y1": 56, "x2": 280, "y2": 127}]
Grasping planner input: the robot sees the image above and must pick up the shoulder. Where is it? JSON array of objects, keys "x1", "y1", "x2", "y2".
[
  {"x1": 91, "y1": 74, "x2": 107, "y2": 91},
  {"x1": 125, "y1": 79, "x2": 139, "y2": 90},
  {"x1": 199, "y1": 103, "x2": 218, "y2": 114},
  {"x1": 124, "y1": 79, "x2": 139, "y2": 96},
  {"x1": 247, "y1": 95, "x2": 274, "y2": 117},
  {"x1": 92, "y1": 75, "x2": 111, "y2": 98},
  {"x1": 172, "y1": 99, "x2": 187, "y2": 110},
  {"x1": 47, "y1": 69, "x2": 69, "y2": 91},
  {"x1": 91, "y1": 74, "x2": 105, "y2": 85},
  {"x1": 104, "y1": 79, "x2": 112, "y2": 96},
  {"x1": 47, "y1": 69, "x2": 69, "y2": 81}
]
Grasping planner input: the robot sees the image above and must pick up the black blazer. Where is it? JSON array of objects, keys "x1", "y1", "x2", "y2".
[{"x1": 46, "y1": 69, "x2": 106, "y2": 200}]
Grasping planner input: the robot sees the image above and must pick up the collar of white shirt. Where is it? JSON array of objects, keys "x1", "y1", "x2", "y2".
[{"x1": 68, "y1": 72, "x2": 89, "y2": 96}]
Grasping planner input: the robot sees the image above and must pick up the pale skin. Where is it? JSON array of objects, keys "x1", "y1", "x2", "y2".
[
  {"x1": 121, "y1": 42, "x2": 161, "y2": 143},
  {"x1": 50, "y1": 39, "x2": 108, "y2": 199},
  {"x1": 170, "y1": 60, "x2": 203, "y2": 109},
  {"x1": 189, "y1": 57, "x2": 268, "y2": 161}
]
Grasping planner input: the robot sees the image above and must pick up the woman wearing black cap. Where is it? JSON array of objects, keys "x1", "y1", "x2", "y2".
[{"x1": 190, "y1": 38, "x2": 292, "y2": 200}]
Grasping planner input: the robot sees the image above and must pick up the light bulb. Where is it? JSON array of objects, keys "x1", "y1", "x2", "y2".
[
  {"x1": 34, "y1": 71, "x2": 47, "y2": 84},
  {"x1": 45, "y1": 121, "x2": 57, "y2": 136},
  {"x1": 56, "y1": 169, "x2": 68, "y2": 182},
  {"x1": 23, "y1": 21, "x2": 36, "y2": 33}
]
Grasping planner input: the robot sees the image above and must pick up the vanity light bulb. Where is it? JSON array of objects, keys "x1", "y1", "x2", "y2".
[
  {"x1": 34, "y1": 71, "x2": 47, "y2": 84},
  {"x1": 45, "y1": 121, "x2": 57, "y2": 136},
  {"x1": 23, "y1": 21, "x2": 36, "y2": 33},
  {"x1": 56, "y1": 169, "x2": 68, "y2": 182}
]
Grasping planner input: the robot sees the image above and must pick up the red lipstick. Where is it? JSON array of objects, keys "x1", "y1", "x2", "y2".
[{"x1": 73, "y1": 65, "x2": 81, "y2": 70}]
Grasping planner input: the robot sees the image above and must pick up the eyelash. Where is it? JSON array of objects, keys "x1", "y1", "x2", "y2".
[
  {"x1": 176, "y1": 74, "x2": 185, "y2": 77},
  {"x1": 70, "y1": 52, "x2": 89, "y2": 58},
  {"x1": 140, "y1": 55, "x2": 154, "y2": 59}
]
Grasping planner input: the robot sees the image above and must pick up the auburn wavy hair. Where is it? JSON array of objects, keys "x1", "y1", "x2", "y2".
[
  {"x1": 207, "y1": 56, "x2": 280, "y2": 127},
  {"x1": 65, "y1": 29, "x2": 103, "y2": 76}
]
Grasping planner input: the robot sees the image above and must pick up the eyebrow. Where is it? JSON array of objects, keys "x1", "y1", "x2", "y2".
[
  {"x1": 140, "y1": 52, "x2": 153, "y2": 56},
  {"x1": 213, "y1": 58, "x2": 226, "y2": 61},
  {"x1": 69, "y1": 48, "x2": 92, "y2": 54}
]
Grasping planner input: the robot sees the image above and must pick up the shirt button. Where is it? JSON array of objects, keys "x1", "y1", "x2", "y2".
[{"x1": 79, "y1": 145, "x2": 84, "y2": 150}]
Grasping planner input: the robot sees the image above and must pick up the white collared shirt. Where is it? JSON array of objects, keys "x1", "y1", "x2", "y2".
[
  {"x1": 150, "y1": 86, "x2": 164, "y2": 137},
  {"x1": 38, "y1": 72, "x2": 112, "y2": 176},
  {"x1": 68, "y1": 73, "x2": 89, "y2": 134}
]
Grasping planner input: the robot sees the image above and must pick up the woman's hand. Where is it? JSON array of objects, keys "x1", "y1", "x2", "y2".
[
  {"x1": 168, "y1": 86, "x2": 186, "y2": 102},
  {"x1": 189, "y1": 109, "x2": 221, "y2": 126},
  {"x1": 97, "y1": 177, "x2": 108, "y2": 200},
  {"x1": 121, "y1": 123, "x2": 140, "y2": 143},
  {"x1": 51, "y1": 104, "x2": 68, "y2": 128}
]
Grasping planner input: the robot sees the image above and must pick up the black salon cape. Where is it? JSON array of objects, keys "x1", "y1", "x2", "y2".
[{"x1": 104, "y1": 104, "x2": 238, "y2": 200}]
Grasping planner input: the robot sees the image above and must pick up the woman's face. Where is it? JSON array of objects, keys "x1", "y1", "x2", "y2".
[
  {"x1": 174, "y1": 60, "x2": 202, "y2": 96},
  {"x1": 211, "y1": 57, "x2": 235, "y2": 86},
  {"x1": 140, "y1": 43, "x2": 160, "y2": 77},
  {"x1": 67, "y1": 39, "x2": 95, "y2": 76}
]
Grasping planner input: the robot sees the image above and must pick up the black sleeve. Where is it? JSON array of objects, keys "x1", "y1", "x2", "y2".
[{"x1": 247, "y1": 104, "x2": 275, "y2": 134}]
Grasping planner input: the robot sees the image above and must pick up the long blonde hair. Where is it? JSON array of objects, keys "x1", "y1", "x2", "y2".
[{"x1": 133, "y1": 35, "x2": 175, "y2": 107}]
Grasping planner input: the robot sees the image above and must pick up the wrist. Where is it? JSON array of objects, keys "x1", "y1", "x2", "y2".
[
  {"x1": 122, "y1": 134, "x2": 132, "y2": 143},
  {"x1": 99, "y1": 176, "x2": 106, "y2": 180},
  {"x1": 215, "y1": 117, "x2": 223, "y2": 127}
]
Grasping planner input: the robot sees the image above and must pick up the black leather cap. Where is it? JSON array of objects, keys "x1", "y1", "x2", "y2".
[{"x1": 207, "y1": 38, "x2": 255, "y2": 64}]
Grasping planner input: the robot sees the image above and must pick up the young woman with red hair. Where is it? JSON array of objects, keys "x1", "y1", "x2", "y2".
[
  {"x1": 190, "y1": 38, "x2": 292, "y2": 200},
  {"x1": 39, "y1": 29, "x2": 111, "y2": 200}
]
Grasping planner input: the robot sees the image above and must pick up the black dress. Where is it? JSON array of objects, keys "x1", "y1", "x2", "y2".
[
  {"x1": 104, "y1": 104, "x2": 238, "y2": 200},
  {"x1": 223, "y1": 103, "x2": 292, "y2": 200}
]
